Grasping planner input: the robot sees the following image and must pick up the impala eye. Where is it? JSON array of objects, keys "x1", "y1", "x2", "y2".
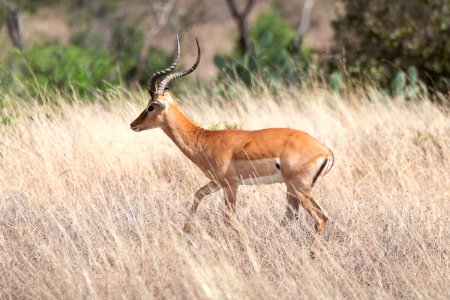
[{"x1": 148, "y1": 105, "x2": 154, "y2": 112}]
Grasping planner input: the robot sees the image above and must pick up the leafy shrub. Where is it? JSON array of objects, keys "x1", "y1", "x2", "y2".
[
  {"x1": 72, "y1": 23, "x2": 177, "y2": 87},
  {"x1": 214, "y1": 12, "x2": 314, "y2": 89},
  {"x1": 21, "y1": 0, "x2": 61, "y2": 14},
  {"x1": 331, "y1": 0, "x2": 450, "y2": 94},
  {"x1": 0, "y1": 24, "x2": 178, "y2": 100},
  {"x1": 109, "y1": 23, "x2": 143, "y2": 81},
  {"x1": 12, "y1": 43, "x2": 119, "y2": 98}
]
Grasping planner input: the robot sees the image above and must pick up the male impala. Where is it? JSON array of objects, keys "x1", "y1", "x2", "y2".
[{"x1": 130, "y1": 36, "x2": 334, "y2": 236}]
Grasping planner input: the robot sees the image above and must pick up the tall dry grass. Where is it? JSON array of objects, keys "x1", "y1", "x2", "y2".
[{"x1": 0, "y1": 87, "x2": 449, "y2": 299}]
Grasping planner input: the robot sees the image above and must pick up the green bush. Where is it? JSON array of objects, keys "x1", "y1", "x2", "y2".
[
  {"x1": 72, "y1": 23, "x2": 177, "y2": 87},
  {"x1": 0, "y1": 24, "x2": 179, "y2": 100},
  {"x1": 109, "y1": 23, "x2": 143, "y2": 82},
  {"x1": 214, "y1": 12, "x2": 314, "y2": 90},
  {"x1": 12, "y1": 43, "x2": 120, "y2": 98},
  {"x1": 331, "y1": 0, "x2": 450, "y2": 94}
]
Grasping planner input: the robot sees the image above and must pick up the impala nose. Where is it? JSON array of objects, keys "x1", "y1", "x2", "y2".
[{"x1": 130, "y1": 124, "x2": 140, "y2": 132}]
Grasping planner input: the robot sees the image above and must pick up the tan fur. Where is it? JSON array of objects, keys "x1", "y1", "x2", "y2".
[{"x1": 130, "y1": 92, "x2": 334, "y2": 235}]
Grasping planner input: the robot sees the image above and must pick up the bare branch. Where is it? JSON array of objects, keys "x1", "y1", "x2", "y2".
[
  {"x1": 242, "y1": 0, "x2": 255, "y2": 16},
  {"x1": 225, "y1": 0, "x2": 255, "y2": 54},
  {"x1": 225, "y1": 0, "x2": 255, "y2": 19},
  {"x1": 225, "y1": 0, "x2": 241, "y2": 19}
]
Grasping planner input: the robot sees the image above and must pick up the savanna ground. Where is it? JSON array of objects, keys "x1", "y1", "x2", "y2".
[{"x1": 0, "y1": 87, "x2": 449, "y2": 299}]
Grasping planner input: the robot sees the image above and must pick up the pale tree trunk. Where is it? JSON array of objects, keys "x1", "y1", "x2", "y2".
[
  {"x1": 1, "y1": 0, "x2": 24, "y2": 50},
  {"x1": 294, "y1": 0, "x2": 315, "y2": 49},
  {"x1": 129, "y1": 0, "x2": 175, "y2": 88}
]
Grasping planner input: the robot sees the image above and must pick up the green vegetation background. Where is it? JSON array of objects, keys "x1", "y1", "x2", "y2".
[{"x1": 0, "y1": 0, "x2": 449, "y2": 102}]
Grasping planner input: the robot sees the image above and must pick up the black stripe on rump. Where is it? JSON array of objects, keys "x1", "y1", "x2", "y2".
[{"x1": 312, "y1": 158, "x2": 328, "y2": 186}]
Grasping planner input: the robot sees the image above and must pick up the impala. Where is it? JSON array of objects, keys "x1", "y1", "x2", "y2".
[{"x1": 130, "y1": 36, "x2": 334, "y2": 236}]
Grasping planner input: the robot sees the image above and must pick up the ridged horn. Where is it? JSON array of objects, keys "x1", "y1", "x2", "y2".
[
  {"x1": 156, "y1": 38, "x2": 201, "y2": 95},
  {"x1": 147, "y1": 35, "x2": 180, "y2": 94}
]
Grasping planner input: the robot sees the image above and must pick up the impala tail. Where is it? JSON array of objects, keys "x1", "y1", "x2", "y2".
[
  {"x1": 312, "y1": 151, "x2": 334, "y2": 186},
  {"x1": 323, "y1": 150, "x2": 335, "y2": 177}
]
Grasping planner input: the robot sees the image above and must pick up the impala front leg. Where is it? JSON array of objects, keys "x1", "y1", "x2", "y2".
[
  {"x1": 183, "y1": 181, "x2": 220, "y2": 233},
  {"x1": 222, "y1": 180, "x2": 239, "y2": 224}
]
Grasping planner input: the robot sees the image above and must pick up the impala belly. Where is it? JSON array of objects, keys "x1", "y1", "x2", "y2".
[{"x1": 235, "y1": 158, "x2": 284, "y2": 185}]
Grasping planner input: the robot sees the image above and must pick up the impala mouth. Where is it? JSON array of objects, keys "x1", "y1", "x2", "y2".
[{"x1": 130, "y1": 126, "x2": 140, "y2": 132}]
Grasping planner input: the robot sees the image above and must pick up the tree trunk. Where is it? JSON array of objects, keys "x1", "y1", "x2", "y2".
[
  {"x1": 237, "y1": 14, "x2": 250, "y2": 54},
  {"x1": 76, "y1": 0, "x2": 85, "y2": 7},
  {"x1": 225, "y1": 0, "x2": 255, "y2": 55},
  {"x1": 294, "y1": 0, "x2": 315, "y2": 50},
  {"x1": 6, "y1": 8, "x2": 23, "y2": 49},
  {"x1": 128, "y1": 0, "x2": 175, "y2": 88},
  {"x1": 1, "y1": 0, "x2": 24, "y2": 50},
  {"x1": 129, "y1": 28, "x2": 158, "y2": 88}
]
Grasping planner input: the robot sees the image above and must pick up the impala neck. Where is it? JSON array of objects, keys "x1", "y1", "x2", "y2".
[{"x1": 161, "y1": 103, "x2": 204, "y2": 163}]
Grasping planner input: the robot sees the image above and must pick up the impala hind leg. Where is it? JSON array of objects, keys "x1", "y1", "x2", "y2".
[
  {"x1": 300, "y1": 190, "x2": 328, "y2": 236},
  {"x1": 288, "y1": 182, "x2": 328, "y2": 235},
  {"x1": 304, "y1": 194, "x2": 328, "y2": 235},
  {"x1": 221, "y1": 180, "x2": 239, "y2": 230},
  {"x1": 222, "y1": 181, "x2": 238, "y2": 217},
  {"x1": 183, "y1": 181, "x2": 220, "y2": 233},
  {"x1": 281, "y1": 186, "x2": 300, "y2": 226},
  {"x1": 300, "y1": 191, "x2": 328, "y2": 257}
]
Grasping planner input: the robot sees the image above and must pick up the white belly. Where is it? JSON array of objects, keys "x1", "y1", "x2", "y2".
[
  {"x1": 236, "y1": 158, "x2": 284, "y2": 185},
  {"x1": 239, "y1": 171, "x2": 284, "y2": 185}
]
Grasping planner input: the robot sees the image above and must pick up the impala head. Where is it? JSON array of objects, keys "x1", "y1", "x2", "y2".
[{"x1": 130, "y1": 36, "x2": 201, "y2": 132}]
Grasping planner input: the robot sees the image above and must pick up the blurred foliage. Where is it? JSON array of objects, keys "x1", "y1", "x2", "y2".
[
  {"x1": 109, "y1": 23, "x2": 143, "y2": 81},
  {"x1": 0, "y1": 43, "x2": 119, "y2": 99},
  {"x1": 21, "y1": 0, "x2": 60, "y2": 14},
  {"x1": 209, "y1": 121, "x2": 242, "y2": 130},
  {"x1": 72, "y1": 22, "x2": 177, "y2": 87},
  {"x1": 0, "y1": 22, "x2": 177, "y2": 100},
  {"x1": 331, "y1": 0, "x2": 450, "y2": 94},
  {"x1": 214, "y1": 12, "x2": 314, "y2": 92},
  {"x1": 1, "y1": 0, "x2": 449, "y2": 103}
]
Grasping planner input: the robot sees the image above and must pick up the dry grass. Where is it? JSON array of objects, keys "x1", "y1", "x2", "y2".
[{"x1": 0, "y1": 88, "x2": 449, "y2": 299}]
